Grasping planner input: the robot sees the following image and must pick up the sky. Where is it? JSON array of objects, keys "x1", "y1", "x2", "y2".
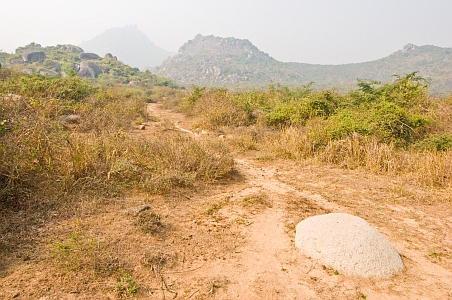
[{"x1": 1, "y1": 0, "x2": 452, "y2": 65}]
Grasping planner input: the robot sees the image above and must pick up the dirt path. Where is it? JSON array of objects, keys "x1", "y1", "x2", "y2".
[
  {"x1": 1, "y1": 102, "x2": 451, "y2": 299},
  {"x1": 144, "y1": 103, "x2": 452, "y2": 299}
]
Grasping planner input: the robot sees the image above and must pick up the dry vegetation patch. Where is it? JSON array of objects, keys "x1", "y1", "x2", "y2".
[{"x1": 2, "y1": 70, "x2": 452, "y2": 299}]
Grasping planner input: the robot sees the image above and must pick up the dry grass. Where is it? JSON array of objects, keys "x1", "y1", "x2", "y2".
[
  {"x1": 185, "y1": 89, "x2": 253, "y2": 129},
  {"x1": 0, "y1": 78, "x2": 234, "y2": 205},
  {"x1": 262, "y1": 128, "x2": 452, "y2": 188},
  {"x1": 241, "y1": 193, "x2": 272, "y2": 209},
  {"x1": 0, "y1": 72, "x2": 236, "y2": 285}
]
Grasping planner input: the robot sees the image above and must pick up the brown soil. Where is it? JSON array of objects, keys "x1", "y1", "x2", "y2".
[{"x1": 1, "y1": 102, "x2": 451, "y2": 299}]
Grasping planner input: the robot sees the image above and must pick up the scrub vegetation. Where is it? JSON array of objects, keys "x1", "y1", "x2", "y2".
[
  {"x1": 174, "y1": 72, "x2": 452, "y2": 188},
  {"x1": 1, "y1": 67, "x2": 451, "y2": 299},
  {"x1": 0, "y1": 68, "x2": 233, "y2": 206}
]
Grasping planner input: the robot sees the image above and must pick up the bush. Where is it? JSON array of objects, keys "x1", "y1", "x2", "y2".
[
  {"x1": 415, "y1": 134, "x2": 452, "y2": 151},
  {"x1": 368, "y1": 101, "x2": 432, "y2": 146},
  {"x1": 266, "y1": 90, "x2": 339, "y2": 126},
  {"x1": 0, "y1": 71, "x2": 97, "y2": 102}
]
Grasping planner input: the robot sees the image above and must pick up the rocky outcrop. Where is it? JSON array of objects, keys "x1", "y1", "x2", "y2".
[
  {"x1": 10, "y1": 59, "x2": 24, "y2": 65},
  {"x1": 403, "y1": 43, "x2": 417, "y2": 52},
  {"x1": 155, "y1": 34, "x2": 290, "y2": 85},
  {"x1": 80, "y1": 52, "x2": 101, "y2": 60},
  {"x1": 104, "y1": 53, "x2": 114, "y2": 59},
  {"x1": 39, "y1": 69, "x2": 59, "y2": 76},
  {"x1": 43, "y1": 60, "x2": 61, "y2": 72},
  {"x1": 21, "y1": 51, "x2": 46, "y2": 63},
  {"x1": 55, "y1": 44, "x2": 84, "y2": 53},
  {"x1": 78, "y1": 61, "x2": 108, "y2": 78},
  {"x1": 22, "y1": 68, "x2": 34, "y2": 75}
]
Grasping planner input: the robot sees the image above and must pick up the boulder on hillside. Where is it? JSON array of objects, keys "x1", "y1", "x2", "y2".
[
  {"x1": 104, "y1": 53, "x2": 114, "y2": 59},
  {"x1": 43, "y1": 60, "x2": 61, "y2": 72},
  {"x1": 40, "y1": 69, "x2": 59, "y2": 76},
  {"x1": 403, "y1": 43, "x2": 417, "y2": 53},
  {"x1": 23, "y1": 68, "x2": 34, "y2": 75},
  {"x1": 22, "y1": 51, "x2": 46, "y2": 63},
  {"x1": 10, "y1": 59, "x2": 24, "y2": 65},
  {"x1": 80, "y1": 52, "x2": 101, "y2": 60},
  {"x1": 78, "y1": 61, "x2": 108, "y2": 78},
  {"x1": 295, "y1": 213, "x2": 404, "y2": 278},
  {"x1": 56, "y1": 44, "x2": 84, "y2": 53}
]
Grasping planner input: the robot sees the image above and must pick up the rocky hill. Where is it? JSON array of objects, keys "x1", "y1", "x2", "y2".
[
  {"x1": 154, "y1": 34, "x2": 301, "y2": 88},
  {"x1": 80, "y1": 25, "x2": 174, "y2": 70},
  {"x1": 155, "y1": 35, "x2": 452, "y2": 94},
  {"x1": 1, "y1": 42, "x2": 175, "y2": 86}
]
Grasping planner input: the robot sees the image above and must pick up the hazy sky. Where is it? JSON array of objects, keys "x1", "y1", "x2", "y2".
[{"x1": 1, "y1": 0, "x2": 451, "y2": 65}]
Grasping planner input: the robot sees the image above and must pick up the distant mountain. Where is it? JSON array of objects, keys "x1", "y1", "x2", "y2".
[
  {"x1": 155, "y1": 35, "x2": 452, "y2": 94},
  {"x1": 287, "y1": 43, "x2": 452, "y2": 94},
  {"x1": 80, "y1": 25, "x2": 175, "y2": 70},
  {"x1": 155, "y1": 34, "x2": 301, "y2": 88}
]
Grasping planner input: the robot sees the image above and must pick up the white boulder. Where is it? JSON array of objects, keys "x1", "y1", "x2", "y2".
[{"x1": 295, "y1": 213, "x2": 404, "y2": 278}]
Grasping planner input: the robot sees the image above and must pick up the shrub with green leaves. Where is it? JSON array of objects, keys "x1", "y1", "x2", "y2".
[
  {"x1": 266, "y1": 90, "x2": 339, "y2": 126},
  {"x1": 415, "y1": 134, "x2": 452, "y2": 151},
  {"x1": 0, "y1": 71, "x2": 97, "y2": 102}
]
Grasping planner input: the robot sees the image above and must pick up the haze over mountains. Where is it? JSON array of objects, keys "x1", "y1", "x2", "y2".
[
  {"x1": 156, "y1": 35, "x2": 452, "y2": 94},
  {"x1": 2, "y1": 28, "x2": 452, "y2": 94},
  {"x1": 79, "y1": 25, "x2": 175, "y2": 70}
]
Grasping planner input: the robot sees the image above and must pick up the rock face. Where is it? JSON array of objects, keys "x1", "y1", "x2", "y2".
[
  {"x1": 78, "y1": 61, "x2": 107, "y2": 78},
  {"x1": 80, "y1": 52, "x2": 101, "y2": 60},
  {"x1": 21, "y1": 51, "x2": 46, "y2": 63},
  {"x1": 295, "y1": 213, "x2": 404, "y2": 278},
  {"x1": 155, "y1": 34, "x2": 295, "y2": 85}
]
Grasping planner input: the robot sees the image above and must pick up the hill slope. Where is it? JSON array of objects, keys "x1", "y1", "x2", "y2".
[
  {"x1": 288, "y1": 43, "x2": 452, "y2": 94},
  {"x1": 154, "y1": 34, "x2": 302, "y2": 89},
  {"x1": 155, "y1": 35, "x2": 452, "y2": 94},
  {"x1": 1, "y1": 42, "x2": 174, "y2": 85},
  {"x1": 80, "y1": 25, "x2": 175, "y2": 69}
]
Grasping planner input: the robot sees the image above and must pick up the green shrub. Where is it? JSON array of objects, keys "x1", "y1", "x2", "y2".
[
  {"x1": 324, "y1": 109, "x2": 370, "y2": 140},
  {"x1": 368, "y1": 101, "x2": 432, "y2": 145},
  {"x1": 0, "y1": 71, "x2": 97, "y2": 102},
  {"x1": 266, "y1": 90, "x2": 339, "y2": 126},
  {"x1": 415, "y1": 134, "x2": 452, "y2": 151},
  {"x1": 184, "y1": 86, "x2": 206, "y2": 106},
  {"x1": 349, "y1": 72, "x2": 429, "y2": 109}
]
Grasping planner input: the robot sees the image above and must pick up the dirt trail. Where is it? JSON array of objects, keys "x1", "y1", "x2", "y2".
[
  {"x1": 1, "y1": 102, "x2": 451, "y2": 299},
  {"x1": 145, "y1": 103, "x2": 452, "y2": 299}
]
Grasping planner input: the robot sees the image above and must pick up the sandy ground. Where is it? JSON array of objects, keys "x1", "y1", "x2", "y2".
[{"x1": 1, "y1": 102, "x2": 451, "y2": 299}]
